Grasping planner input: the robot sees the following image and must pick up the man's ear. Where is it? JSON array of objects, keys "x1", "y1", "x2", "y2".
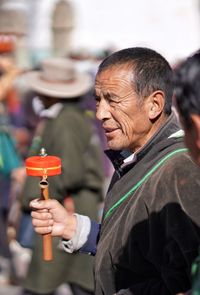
[
  {"x1": 191, "y1": 114, "x2": 200, "y2": 149},
  {"x1": 147, "y1": 90, "x2": 165, "y2": 120}
]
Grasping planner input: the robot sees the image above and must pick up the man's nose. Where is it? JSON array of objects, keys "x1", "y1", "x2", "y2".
[{"x1": 96, "y1": 100, "x2": 111, "y2": 121}]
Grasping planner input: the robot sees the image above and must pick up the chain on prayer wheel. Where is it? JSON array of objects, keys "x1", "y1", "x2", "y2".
[{"x1": 25, "y1": 148, "x2": 61, "y2": 261}]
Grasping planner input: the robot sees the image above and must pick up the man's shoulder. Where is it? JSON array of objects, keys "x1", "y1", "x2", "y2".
[
  {"x1": 164, "y1": 150, "x2": 195, "y2": 168},
  {"x1": 154, "y1": 149, "x2": 200, "y2": 179}
]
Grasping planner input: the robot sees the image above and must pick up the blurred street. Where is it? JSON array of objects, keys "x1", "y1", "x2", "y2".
[
  {"x1": 0, "y1": 285, "x2": 22, "y2": 295},
  {"x1": 0, "y1": 240, "x2": 72, "y2": 295},
  {"x1": 0, "y1": 284, "x2": 72, "y2": 295}
]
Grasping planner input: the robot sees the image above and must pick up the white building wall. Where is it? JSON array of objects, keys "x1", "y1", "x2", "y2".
[{"x1": 27, "y1": 0, "x2": 200, "y2": 64}]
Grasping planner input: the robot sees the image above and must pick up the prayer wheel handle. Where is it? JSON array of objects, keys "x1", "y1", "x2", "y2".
[{"x1": 25, "y1": 148, "x2": 61, "y2": 261}]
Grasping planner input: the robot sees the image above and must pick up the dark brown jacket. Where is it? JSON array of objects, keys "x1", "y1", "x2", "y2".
[{"x1": 94, "y1": 113, "x2": 200, "y2": 295}]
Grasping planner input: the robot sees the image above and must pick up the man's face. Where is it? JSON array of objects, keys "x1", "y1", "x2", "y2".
[
  {"x1": 95, "y1": 64, "x2": 153, "y2": 152},
  {"x1": 180, "y1": 114, "x2": 200, "y2": 166}
]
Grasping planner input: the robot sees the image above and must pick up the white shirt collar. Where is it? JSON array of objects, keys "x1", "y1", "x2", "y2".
[
  {"x1": 120, "y1": 129, "x2": 184, "y2": 169},
  {"x1": 40, "y1": 103, "x2": 63, "y2": 118}
]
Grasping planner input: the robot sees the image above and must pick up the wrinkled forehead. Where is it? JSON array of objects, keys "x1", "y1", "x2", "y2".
[{"x1": 95, "y1": 64, "x2": 134, "y2": 94}]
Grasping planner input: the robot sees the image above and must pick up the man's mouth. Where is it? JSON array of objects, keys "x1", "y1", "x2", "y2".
[{"x1": 104, "y1": 127, "x2": 119, "y2": 137}]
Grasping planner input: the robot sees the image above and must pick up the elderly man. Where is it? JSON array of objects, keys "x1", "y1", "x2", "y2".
[{"x1": 30, "y1": 47, "x2": 200, "y2": 295}]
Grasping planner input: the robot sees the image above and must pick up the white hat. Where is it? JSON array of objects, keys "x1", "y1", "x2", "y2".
[{"x1": 24, "y1": 57, "x2": 92, "y2": 98}]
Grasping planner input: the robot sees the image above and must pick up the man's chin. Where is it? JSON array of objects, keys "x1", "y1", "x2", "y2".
[{"x1": 107, "y1": 141, "x2": 124, "y2": 151}]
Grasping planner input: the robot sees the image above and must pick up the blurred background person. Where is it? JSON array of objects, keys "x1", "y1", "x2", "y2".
[
  {"x1": 19, "y1": 57, "x2": 104, "y2": 295},
  {"x1": 174, "y1": 49, "x2": 200, "y2": 295},
  {"x1": 0, "y1": 38, "x2": 25, "y2": 285},
  {"x1": 174, "y1": 50, "x2": 200, "y2": 166}
]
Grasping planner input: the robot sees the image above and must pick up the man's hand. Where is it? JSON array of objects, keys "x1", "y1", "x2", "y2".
[{"x1": 30, "y1": 199, "x2": 77, "y2": 240}]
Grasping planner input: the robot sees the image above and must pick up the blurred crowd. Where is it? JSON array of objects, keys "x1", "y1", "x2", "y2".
[
  {"x1": 0, "y1": 32, "x2": 114, "y2": 295},
  {"x1": 1, "y1": 2, "x2": 200, "y2": 295}
]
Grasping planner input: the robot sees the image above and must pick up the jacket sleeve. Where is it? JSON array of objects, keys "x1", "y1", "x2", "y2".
[
  {"x1": 79, "y1": 220, "x2": 101, "y2": 255},
  {"x1": 62, "y1": 216, "x2": 100, "y2": 256}
]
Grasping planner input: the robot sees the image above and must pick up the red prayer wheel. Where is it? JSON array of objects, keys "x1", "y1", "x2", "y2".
[
  {"x1": 0, "y1": 35, "x2": 15, "y2": 53},
  {"x1": 25, "y1": 155, "x2": 61, "y2": 177},
  {"x1": 25, "y1": 148, "x2": 61, "y2": 261}
]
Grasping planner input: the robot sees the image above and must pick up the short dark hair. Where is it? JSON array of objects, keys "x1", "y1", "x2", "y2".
[
  {"x1": 97, "y1": 47, "x2": 173, "y2": 115},
  {"x1": 174, "y1": 50, "x2": 200, "y2": 128}
]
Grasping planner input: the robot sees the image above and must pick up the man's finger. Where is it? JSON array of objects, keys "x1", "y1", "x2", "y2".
[{"x1": 31, "y1": 210, "x2": 52, "y2": 220}]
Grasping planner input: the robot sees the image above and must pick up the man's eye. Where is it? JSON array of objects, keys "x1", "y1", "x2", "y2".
[
  {"x1": 108, "y1": 98, "x2": 117, "y2": 105},
  {"x1": 95, "y1": 99, "x2": 100, "y2": 107},
  {"x1": 94, "y1": 95, "x2": 100, "y2": 101}
]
